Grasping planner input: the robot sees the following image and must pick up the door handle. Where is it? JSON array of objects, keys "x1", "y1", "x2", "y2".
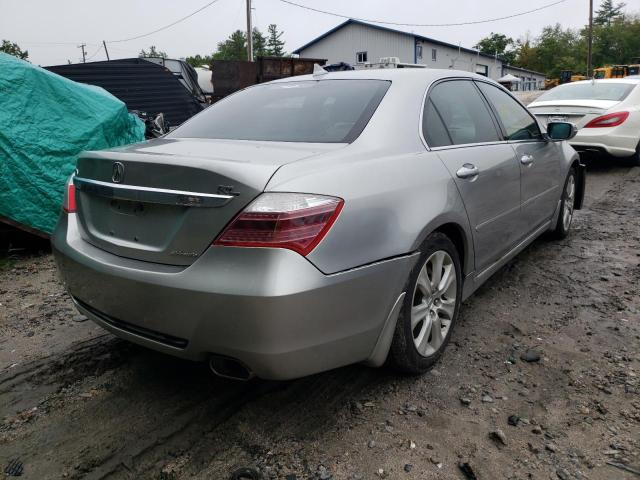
[
  {"x1": 456, "y1": 163, "x2": 479, "y2": 180},
  {"x1": 520, "y1": 154, "x2": 535, "y2": 165}
]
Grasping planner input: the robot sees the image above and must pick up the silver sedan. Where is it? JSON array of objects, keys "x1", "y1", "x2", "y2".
[{"x1": 52, "y1": 69, "x2": 585, "y2": 380}]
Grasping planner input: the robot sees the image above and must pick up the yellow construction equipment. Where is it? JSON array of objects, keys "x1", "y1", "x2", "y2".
[
  {"x1": 545, "y1": 60, "x2": 640, "y2": 89},
  {"x1": 593, "y1": 63, "x2": 640, "y2": 78},
  {"x1": 544, "y1": 70, "x2": 586, "y2": 89}
]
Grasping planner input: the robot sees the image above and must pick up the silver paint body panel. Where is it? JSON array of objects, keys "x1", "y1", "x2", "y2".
[{"x1": 52, "y1": 69, "x2": 581, "y2": 379}]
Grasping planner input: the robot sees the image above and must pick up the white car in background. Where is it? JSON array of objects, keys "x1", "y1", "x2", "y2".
[{"x1": 528, "y1": 79, "x2": 640, "y2": 165}]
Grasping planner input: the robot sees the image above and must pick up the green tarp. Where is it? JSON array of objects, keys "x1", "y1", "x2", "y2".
[{"x1": 0, "y1": 53, "x2": 145, "y2": 234}]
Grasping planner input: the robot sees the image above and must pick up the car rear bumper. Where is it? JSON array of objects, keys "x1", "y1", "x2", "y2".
[
  {"x1": 570, "y1": 127, "x2": 638, "y2": 157},
  {"x1": 52, "y1": 214, "x2": 416, "y2": 380}
]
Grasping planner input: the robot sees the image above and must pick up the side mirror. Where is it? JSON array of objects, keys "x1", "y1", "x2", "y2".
[{"x1": 546, "y1": 122, "x2": 577, "y2": 141}]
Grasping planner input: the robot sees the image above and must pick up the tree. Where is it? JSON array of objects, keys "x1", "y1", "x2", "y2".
[
  {"x1": 470, "y1": 12, "x2": 640, "y2": 79},
  {"x1": 0, "y1": 40, "x2": 28, "y2": 60},
  {"x1": 207, "y1": 27, "x2": 282, "y2": 61},
  {"x1": 594, "y1": 0, "x2": 626, "y2": 26},
  {"x1": 186, "y1": 54, "x2": 214, "y2": 67},
  {"x1": 253, "y1": 28, "x2": 268, "y2": 58},
  {"x1": 474, "y1": 33, "x2": 516, "y2": 64},
  {"x1": 213, "y1": 30, "x2": 248, "y2": 60},
  {"x1": 139, "y1": 46, "x2": 168, "y2": 58},
  {"x1": 526, "y1": 24, "x2": 584, "y2": 78},
  {"x1": 590, "y1": 14, "x2": 640, "y2": 67},
  {"x1": 513, "y1": 34, "x2": 538, "y2": 72},
  {"x1": 266, "y1": 24, "x2": 285, "y2": 57}
]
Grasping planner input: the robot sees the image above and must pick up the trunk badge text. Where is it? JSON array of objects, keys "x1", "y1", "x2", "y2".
[
  {"x1": 170, "y1": 250, "x2": 199, "y2": 257},
  {"x1": 112, "y1": 162, "x2": 125, "y2": 184}
]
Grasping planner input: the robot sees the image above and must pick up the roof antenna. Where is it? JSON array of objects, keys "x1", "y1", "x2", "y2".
[{"x1": 313, "y1": 63, "x2": 328, "y2": 77}]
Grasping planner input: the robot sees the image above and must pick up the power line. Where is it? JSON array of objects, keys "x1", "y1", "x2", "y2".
[
  {"x1": 106, "y1": 0, "x2": 224, "y2": 43},
  {"x1": 276, "y1": 0, "x2": 569, "y2": 27},
  {"x1": 18, "y1": 41, "x2": 98, "y2": 46},
  {"x1": 85, "y1": 45, "x2": 103, "y2": 61}
]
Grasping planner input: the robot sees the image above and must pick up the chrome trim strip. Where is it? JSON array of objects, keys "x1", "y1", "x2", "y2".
[
  {"x1": 533, "y1": 112, "x2": 593, "y2": 116},
  {"x1": 521, "y1": 184, "x2": 559, "y2": 208},
  {"x1": 429, "y1": 141, "x2": 509, "y2": 151},
  {"x1": 475, "y1": 204, "x2": 521, "y2": 232},
  {"x1": 73, "y1": 177, "x2": 235, "y2": 208}
]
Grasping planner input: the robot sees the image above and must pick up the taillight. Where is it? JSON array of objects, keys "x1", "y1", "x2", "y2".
[
  {"x1": 214, "y1": 193, "x2": 344, "y2": 256},
  {"x1": 584, "y1": 111, "x2": 629, "y2": 128},
  {"x1": 63, "y1": 181, "x2": 76, "y2": 213}
]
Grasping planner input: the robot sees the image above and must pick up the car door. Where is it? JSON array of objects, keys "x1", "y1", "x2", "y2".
[
  {"x1": 475, "y1": 81, "x2": 560, "y2": 233},
  {"x1": 424, "y1": 79, "x2": 523, "y2": 273}
]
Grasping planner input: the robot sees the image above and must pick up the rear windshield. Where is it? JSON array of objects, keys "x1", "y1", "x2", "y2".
[
  {"x1": 536, "y1": 82, "x2": 635, "y2": 102},
  {"x1": 169, "y1": 79, "x2": 390, "y2": 143}
]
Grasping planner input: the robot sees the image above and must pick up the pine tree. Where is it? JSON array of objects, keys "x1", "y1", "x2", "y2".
[
  {"x1": 138, "y1": 46, "x2": 168, "y2": 58},
  {"x1": 0, "y1": 40, "x2": 28, "y2": 60},
  {"x1": 213, "y1": 30, "x2": 247, "y2": 60},
  {"x1": 253, "y1": 28, "x2": 268, "y2": 58},
  {"x1": 266, "y1": 24, "x2": 285, "y2": 57},
  {"x1": 594, "y1": 0, "x2": 626, "y2": 26}
]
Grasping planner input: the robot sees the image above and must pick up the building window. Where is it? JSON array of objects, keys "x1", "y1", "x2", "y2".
[
  {"x1": 356, "y1": 51, "x2": 368, "y2": 63},
  {"x1": 475, "y1": 64, "x2": 488, "y2": 77},
  {"x1": 432, "y1": 48, "x2": 437, "y2": 61},
  {"x1": 416, "y1": 44, "x2": 423, "y2": 60}
]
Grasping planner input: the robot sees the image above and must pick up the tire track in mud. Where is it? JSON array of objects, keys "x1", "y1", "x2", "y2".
[
  {"x1": 122, "y1": 364, "x2": 390, "y2": 480},
  {"x1": 1, "y1": 335, "x2": 117, "y2": 392},
  {"x1": 0, "y1": 333, "x2": 276, "y2": 479},
  {"x1": 0, "y1": 327, "x2": 388, "y2": 480}
]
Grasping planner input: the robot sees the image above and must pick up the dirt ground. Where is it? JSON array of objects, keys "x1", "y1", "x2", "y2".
[{"x1": 1, "y1": 161, "x2": 639, "y2": 480}]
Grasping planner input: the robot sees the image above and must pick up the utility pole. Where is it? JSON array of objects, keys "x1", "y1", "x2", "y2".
[
  {"x1": 246, "y1": 0, "x2": 253, "y2": 61},
  {"x1": 78, "y1": 43, "x2": 86, "y2": 63},
  {"x1": 587, "y1": 0, "x2": 593, "y2": 77},
  {"x1": 103, "y1": 40, "x2": 110, "y2": 61}
]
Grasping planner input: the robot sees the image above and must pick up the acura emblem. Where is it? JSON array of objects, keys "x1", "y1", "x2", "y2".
[{"x1": 112, "y1": 162, "x2": 125, "y2": 183}]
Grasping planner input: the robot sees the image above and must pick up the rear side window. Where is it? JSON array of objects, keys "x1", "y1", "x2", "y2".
[
  {"x1": 423, "y1": 99, "x2": 452, "y2": 147},
  {"x1": 168, "y1": 79, "x2": 390, "y2": 143},
  {"x1": 476, "y1": 82, "x2": 542, "y2": 141},
  {"x1": 424, "y1": 80, "x2": 500, "y2": 146}
]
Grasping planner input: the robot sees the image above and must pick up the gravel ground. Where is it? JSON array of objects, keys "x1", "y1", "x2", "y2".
[
  {"x1": 1, "y1": 162, "x2": 639, "y2": 480},
  {"x1": 511, "y1": 91, "x2": 545, "y2": 105}
]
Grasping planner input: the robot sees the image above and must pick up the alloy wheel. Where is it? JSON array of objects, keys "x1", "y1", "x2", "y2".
[
  {"x1": 563, "y1": 174, "x2": 575, "y2": 231},
  {"x1": 411, "y1": 250, "x2": 457, "y2": 357}
]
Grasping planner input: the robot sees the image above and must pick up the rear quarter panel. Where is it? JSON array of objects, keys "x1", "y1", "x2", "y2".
[{"x1": 266, "y1": 148, "x2": 473, "y2": 275}]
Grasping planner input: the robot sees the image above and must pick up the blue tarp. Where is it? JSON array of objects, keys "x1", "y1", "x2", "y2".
[{"x1": 0, "y1": 53, "x2": 145, "y2": 234}]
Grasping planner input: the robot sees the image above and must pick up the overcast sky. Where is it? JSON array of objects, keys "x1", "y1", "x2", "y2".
[{"x1": 2, "y1": 0, "x2": 639, "y2": 66}]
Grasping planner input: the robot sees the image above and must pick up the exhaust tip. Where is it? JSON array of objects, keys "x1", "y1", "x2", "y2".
[{"x1": 209, "y1": 355, "x2": 254, "y2": 381}]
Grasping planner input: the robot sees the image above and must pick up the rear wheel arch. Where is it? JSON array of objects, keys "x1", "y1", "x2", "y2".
[
  {"x1": 432, "y1": 223, "x2": 468, "y2": 274},
  {"x1": 390, "y1": 231, "x2": 463, "y2": 373}
]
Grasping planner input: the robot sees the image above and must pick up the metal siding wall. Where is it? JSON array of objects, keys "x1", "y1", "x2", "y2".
[
  {"x1": 502, "y1": 66, "x2": 546, "y2": 90},
  {"x1": 298, "y1": 23, "x2": 414, "y2": 65},
  {"x1": 417, "y1": 41, "x2": 502, "y2": 79},
  {"x1": 297, "y1": 24, "x2": 545, "y2": 86}
]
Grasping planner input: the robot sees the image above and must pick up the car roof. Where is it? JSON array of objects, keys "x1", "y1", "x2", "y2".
[{"x1": 270, "y1": 68, "x2": 499, "y2": 86}]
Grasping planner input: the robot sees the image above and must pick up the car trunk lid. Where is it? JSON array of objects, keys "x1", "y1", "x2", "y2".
[
  {"x1": 73, "y1": 138, "x2": 343, "y2": 265},
  {"x1": 528, "y1": 99, "x2": 620, "y2": 128}
]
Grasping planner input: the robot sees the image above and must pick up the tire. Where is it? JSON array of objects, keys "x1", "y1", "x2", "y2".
[
  {"x1": 550, "y1": 167, "x2": 577, "y2": 239},
  {"x1": 390, "y1": 232, "x2": 462, "y2": 374}
]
